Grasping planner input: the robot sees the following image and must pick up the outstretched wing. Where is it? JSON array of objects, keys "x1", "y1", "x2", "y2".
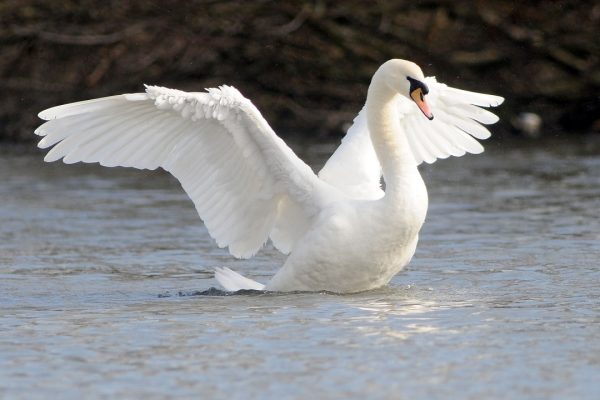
[
  {"x1": 318, "y1": 107, "x2": 383, "y2": 199},
  {"x1": 319, "y1": 77, "x2": 503, "y2": 197},
  {"x1": 402, "y1": 77, "x2": 504, "y2": 164},
  {"x1": 36, "y1": 85, "x2": 337, "y2": 258}
]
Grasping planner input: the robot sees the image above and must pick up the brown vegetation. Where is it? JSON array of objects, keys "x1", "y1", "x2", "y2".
[{"x1": 1, "y1": 0, "x2": 598, "y2": 142}]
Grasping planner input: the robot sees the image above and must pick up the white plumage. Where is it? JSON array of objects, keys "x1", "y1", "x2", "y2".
[{"x1": 36, "y1": 59, "x2": 503, "y2": 293}]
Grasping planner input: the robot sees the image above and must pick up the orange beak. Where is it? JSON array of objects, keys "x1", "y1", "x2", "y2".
[{"x1": 410, "y1": 88, "x2": 434, "y2": 120}]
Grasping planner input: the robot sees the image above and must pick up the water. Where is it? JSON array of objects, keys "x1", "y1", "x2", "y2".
[{"x1": 1, "y1": 137, "x2": 599, "y2": 399}]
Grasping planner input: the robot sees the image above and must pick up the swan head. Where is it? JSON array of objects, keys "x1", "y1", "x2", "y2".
[{"x1": 377, "y1": 59, "x2": 434, "y2": 120}]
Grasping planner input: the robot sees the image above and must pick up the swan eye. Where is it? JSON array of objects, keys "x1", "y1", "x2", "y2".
[{"x1": 406, "y1": 76, "x2": 429, "y2": 96}]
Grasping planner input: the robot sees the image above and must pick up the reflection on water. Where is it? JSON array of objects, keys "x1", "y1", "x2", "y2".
[
  {"x1": 352, "y1": 298, "x2": 445, "y2": 341},
  {"x1": 1, "y1": 137, "x2": 600, "y2": 399}
]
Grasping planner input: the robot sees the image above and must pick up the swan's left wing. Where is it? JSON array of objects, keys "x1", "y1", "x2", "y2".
[
  {"x1": 318, "y1": 78, "x2": 503, "y2": 197},
  {"x1": 318, "y1": 107, "x2": 383, "y2": 199},
  {"x1": 36, "y1": 85, "x2": 334, "y2": 258}
]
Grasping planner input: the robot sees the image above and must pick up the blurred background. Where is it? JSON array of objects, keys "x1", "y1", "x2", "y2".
[{"x1": 1, "y1": 0, "x2": 599, "y2": 142}]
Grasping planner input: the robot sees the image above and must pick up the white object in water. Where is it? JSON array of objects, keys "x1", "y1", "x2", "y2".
[
  {"x1": 513, "y1": 112, "x2": 542, "y2": 138},
  {"x1": 36, "y1": 59, "x2": 503, "y2": 293}
]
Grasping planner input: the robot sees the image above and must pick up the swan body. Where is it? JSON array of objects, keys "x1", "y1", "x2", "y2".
[{"x1": 35, "y1": 59, "x2": 503, "y2": 293}]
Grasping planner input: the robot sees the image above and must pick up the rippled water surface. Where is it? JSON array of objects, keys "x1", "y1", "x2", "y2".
[{"x1": 1, "y1": 137, "x2": 599, "y2": 399}]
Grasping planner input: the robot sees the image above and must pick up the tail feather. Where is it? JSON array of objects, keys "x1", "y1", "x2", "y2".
[{"x1": 214, "y1": 267, "x2": 265, "y2": 291}]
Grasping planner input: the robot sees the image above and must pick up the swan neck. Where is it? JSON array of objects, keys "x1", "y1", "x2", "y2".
[{"x1": 366, "y1": 77, "x2": 416, "y2": 197}]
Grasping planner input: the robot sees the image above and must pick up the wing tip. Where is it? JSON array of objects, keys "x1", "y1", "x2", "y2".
[
  {"x1": 37, "y1": 93, "x2": 145, "y2": 122},
  {"x1": 38, "y1": 108, "x2": 58, "y2": 121},
  {"x1": 43, "y1": 152, "x2": 63, "y2": 163},
  {"x1": 33, "y1": 126, "x2": 45, "y2": 136},
  {"x1": 486, "y1": 113, "x2": 500, "y2": 125},
  {"x1": 489, "y1": 96, "x2": 504, "y2": 107},
  {"x1": 472, "y1": 146, "x2": 485, "y2": 155}
]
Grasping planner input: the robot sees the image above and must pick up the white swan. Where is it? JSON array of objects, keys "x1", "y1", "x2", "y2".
[{"x1": 35, "y1": 59, "x2": 503, "y2": 293}]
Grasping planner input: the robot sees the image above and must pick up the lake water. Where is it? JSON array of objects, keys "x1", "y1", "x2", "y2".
[{"x1": 1, "y1": 137, "x2": 599, "y2": 399}]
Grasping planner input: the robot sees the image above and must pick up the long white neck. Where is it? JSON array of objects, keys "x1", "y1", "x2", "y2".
[{"x1": 366, "y1": 73, "x2": 418, "y2": 200}]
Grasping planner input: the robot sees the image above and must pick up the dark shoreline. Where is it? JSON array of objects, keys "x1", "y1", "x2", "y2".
[{"x1": 1, "y1": 1, "x2": 598, "y2": 142}]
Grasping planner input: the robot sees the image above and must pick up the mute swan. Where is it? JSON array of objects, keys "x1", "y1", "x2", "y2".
[{"x1": 35, "y1": 59, "x2": 503, "y2": 293}]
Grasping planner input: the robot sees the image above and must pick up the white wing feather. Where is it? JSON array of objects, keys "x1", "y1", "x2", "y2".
[
  {"x1": 403, "y1": 77, "x2": 504, "y2": 164},
  {"x1": 319, "y1": 77, "x2": 503, "y2": 197},
  {"x1": 318, "y1": 108, "x2": 383, "y2": 199},
  {"x1": 37, "y1": 85, "x2": 336, "y2": 258}
]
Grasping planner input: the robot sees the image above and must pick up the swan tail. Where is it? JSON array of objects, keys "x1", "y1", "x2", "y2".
[{"x1": 214, "y1": 267, "x2": 265, "y2": 291}]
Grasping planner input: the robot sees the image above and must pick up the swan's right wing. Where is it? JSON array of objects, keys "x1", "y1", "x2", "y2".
[
  {"x1": 400, "y1": 77, "x2": 504, "y2": 164},
  {"x1": 36, "y1": 85, "x2": 336, "y2": 258},
  {"x1": 319, "y1": 78, "x2": 503, "y2": 197}
]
